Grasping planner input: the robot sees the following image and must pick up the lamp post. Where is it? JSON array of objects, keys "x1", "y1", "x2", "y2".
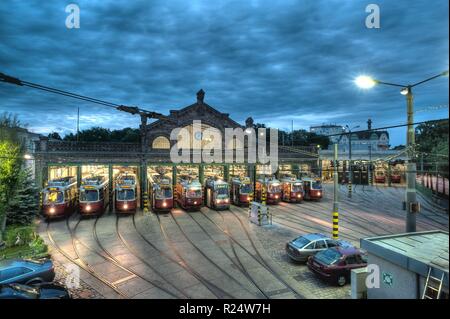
[
  {"x1": 345, "y1": 125, "x2": 360, "y2": 198},
  {"x1": 355, "y1": 70, "x2": 449, "y2": 232}
]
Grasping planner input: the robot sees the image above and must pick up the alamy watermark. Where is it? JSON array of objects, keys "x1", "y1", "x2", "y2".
[
  {"x1": 65, "y1": 4, "x2": 80, "y2": 29},
  {"x1": 169, "y1": 121, "x2": 279, "y2": 174},
  {"x1": 365, "y1": 4, "x2": 380, "y2": 29}
]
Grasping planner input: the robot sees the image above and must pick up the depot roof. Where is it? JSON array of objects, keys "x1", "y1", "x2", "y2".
[{"x1": 361, "y1": 230, "x2": 449, "y2": 287}]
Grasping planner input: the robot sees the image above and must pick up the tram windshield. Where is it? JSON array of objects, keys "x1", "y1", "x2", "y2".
[
  {"x1": 186, "y1": 187, "x2": 202, "y2": 198},
  {"x1": 215, "y1": 186, "x2": 229, "y2": 196},
  {"x1": 44, "y1": 191, "x2": 64, "y2": 204},
  {"x1": 117, "y1": 189, "x2": 135, "y2": 201},
  {"x1": 156, "y1": 187, "x2": 172, "y2": 199},
  {"x1": 240, "y1": 184, "x2": 252, "y2": 194},
  {"x1": 292, "y1": 184, "x2": 303, "y2": 192},
  {"x1": 80, "y1": 189, "x2": 99, "y2": 202},
  {"x1": 268, "y1": 184, "x2": 281, "y2": 193},
  {"x1": 312, "y1": 181, "x2": 322, "y2": 190}
]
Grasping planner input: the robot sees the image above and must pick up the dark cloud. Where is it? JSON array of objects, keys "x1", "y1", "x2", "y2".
[{"x1": 0, "y1": 0, "x2": 448, "y2": 146}]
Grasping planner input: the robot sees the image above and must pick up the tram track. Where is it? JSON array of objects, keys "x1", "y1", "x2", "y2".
[
  {"x1": 167, "y1": 210, "x2": 262, "y2": 298},
  {"x1": 90, "y1": 214, "x2": 184, "y2": 299},
  {"x1": 202, "y1": 206, "x2": 305, "y2": 299},
  {"x1": 180, "y1": 209, "x2": 270, "y2": 298},
  {"x1": 273, "y1": 202, "x2": 365, "y2": 241},
  {"x1": 152, "y1": 212, "x2": 236, "y2": 299},
  {"x1": 351, "y1": 184, "x2": 446, "y2": 229},
  {"x1": 114, "y1": 215, "x2": 191, "y2": 299},
  {"x1": 45, "y1": 219, "x2": 127, "y2": 298},
  {"x1": 356, "y1": 184, "x2": 448, "y2": 229}
]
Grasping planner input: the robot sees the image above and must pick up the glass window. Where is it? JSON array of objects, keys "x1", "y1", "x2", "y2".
[
  {"x1": 186, "y1": 188, "x2": 202, "y2": 198},
  {"x1": 156, "y1": 187, "x2": 172, "y2": 199},
  {"x1": 312, "y1": 182, "x2": 322, "y2": 189},
  {"x1": 326, "y1": 240, "x2": 338, "y2": 248},
  {"x1": 291, "y1": 184, "x2": 303, "y2": 192},
  {"x1": 216, "y1": 186, "x2": 229, "y2": 196},
  {"x1": 0, "y1": 267, "x2": 23, "y2": 281},
  {"x1": 152, "y1": 136, "x2": 170, "y2": 149},
  {"x1": 315, "y1": 248, "x2": 342, "y2": 265},
  {"x1": 117, "y1": 189, "x2": 135, "y2": 200},
  {"x1": 240, "y1": 184, "x2": 252, "y2": 194},
  {"x1": 314, "y1": 240, "x2": 327, "y2": 249},
  {"x1": 80, "y1": 189, "x2": 99, "y2": 202},
  {"x1": 268, "y1": 184, "x2": 281, "y2": 193},
  {"x1": 44, "y1": 191, "x2": 64, "y2": 204},
  {"x1": 292, "y1": 236, "x2": 311, "y2": 249}
]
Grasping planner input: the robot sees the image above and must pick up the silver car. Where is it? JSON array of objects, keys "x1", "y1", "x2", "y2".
[{"x1": 286, "y1": 233, "x2": 351, "y2": 262}]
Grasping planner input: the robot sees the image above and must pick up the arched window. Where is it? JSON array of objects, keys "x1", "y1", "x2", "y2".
[{"x1": 152, "y1": 136, "x2": 170, "y2": 149}]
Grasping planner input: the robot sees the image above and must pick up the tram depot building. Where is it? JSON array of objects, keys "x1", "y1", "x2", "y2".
[{"x1": 33, "y1": 90, "x2": 319, "y2": 208}]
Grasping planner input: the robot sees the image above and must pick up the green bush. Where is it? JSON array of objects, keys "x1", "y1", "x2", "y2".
[
  {"x1": 4, "y1": 225, "x2": 35, "y2": 247},
  {"x1": 29, "y1": 236, "x2": 48, "y2": 255}
]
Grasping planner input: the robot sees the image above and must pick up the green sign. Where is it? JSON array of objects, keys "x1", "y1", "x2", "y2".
[{"x1": 382, "y1": 272, "x2": 393, "y2": 286}]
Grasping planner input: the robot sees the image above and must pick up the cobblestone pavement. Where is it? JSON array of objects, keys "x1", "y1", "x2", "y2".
[{"x1": 38, "y1": 184, "x2": 448, "y2": 299}]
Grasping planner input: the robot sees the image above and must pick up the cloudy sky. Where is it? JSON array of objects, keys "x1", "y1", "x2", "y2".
[{"x1": 0, "y1": 0, "x2": 448, "y2": 146}]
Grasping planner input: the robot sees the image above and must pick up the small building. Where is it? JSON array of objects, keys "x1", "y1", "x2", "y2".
[{"x1": 361, "y1": 230, "x2": 449, "y2": 299}]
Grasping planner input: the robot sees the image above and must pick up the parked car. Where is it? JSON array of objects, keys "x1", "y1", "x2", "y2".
[
  {"x1": 285, "y1": 233, "x2": 353, "y2": 262},
  {"x1": 307, "y1": 246, "x2": 368, "y2": 286},
  {"x1": 0, "y1": 283, "x2": 70, "y2": 299},
  {"x1": 0, "y1": 258, "x2": 55, "y2": 285}
]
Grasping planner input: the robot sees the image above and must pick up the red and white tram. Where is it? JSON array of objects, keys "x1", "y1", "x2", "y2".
[
  {"x1": 230, "y1": 177, "x2": 252, "y2": 206},
  {"x1": 280, "y1": 175, "x2": 304, "y2": 203},
  {"x1": 302, "y1": 177, "x2": 323, "y2": 200},
  {"x1": 42, "y1": 176, "x2": 77, "y2": 220},
  {"x1": 115, "y1": 173, "x2": 137, "y2": 213},
  {"x1": 205, "y1": 177, "x2": 230, "y2": 210},
  {"x1": 79, "y1": 176, "x2": 110, "y2": 216},
  {"x1": 175, "y1": 177, "x2": 203, "y2": 211},
  {"x1": 149, "y1": 175, "x2": 173, "y2": 212},
  {"x1": 255, "y1": 176, "x2": 282, "y2": 204}
]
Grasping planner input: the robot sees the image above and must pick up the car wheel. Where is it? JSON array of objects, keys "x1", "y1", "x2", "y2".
[{"x1": 337, "y1": 275, "x2": 346, "y2": 286}]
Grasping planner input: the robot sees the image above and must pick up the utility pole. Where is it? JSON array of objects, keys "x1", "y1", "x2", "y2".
[
  {"x1": 405, "y1": 87, "x2": 418, "y2": 232},
  {"x1": 332, "y1": 143, "x2": 339, "y2": 240},
  {"x1": 76, "y1": 107, "x2": 80, "y2": 142},
  {"x1": 348, "y1": 132, "x2": 352, "y2": 198}
]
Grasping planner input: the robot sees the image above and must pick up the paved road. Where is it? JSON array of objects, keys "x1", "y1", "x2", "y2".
[{"x1": 38, "y1": 184, "x2": 448, "y2": 299}]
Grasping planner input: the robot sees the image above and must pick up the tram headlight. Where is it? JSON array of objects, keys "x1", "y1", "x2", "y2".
[
  {"x1": 297, "y1": 194, "x2": 301, "y2": 198},
  {"x1": 49, "y1": 207, "x2": 55, "y2": 214},
  {"x1": 162, "y1": 201, "x2": 167, "y2": 208},
  {"x1": 86, "y1": 205, "x2": 91, "y2": 212},
  {"x1": 317, "y1": 191, "x2": 321, "y2": 196},
  {"x1": 194, "y1": 201, "x2": 198, "y2": 205},
  {"x1": 124, "y1": 204, "x2": 128, "y2": 210},
  {"x1": 275, "y1": 195, "x2": 279, "y2": 199}
]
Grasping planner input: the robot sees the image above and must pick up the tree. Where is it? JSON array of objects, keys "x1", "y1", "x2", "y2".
[
  {"x1": 48, "y1": 132, "x2": 62, "y2": 140},
  {"x1": 6, "y1": 168, "x2": 39, "y2": 226},
  {"x1": 0, "y1": 141, "x2": 22, "y2": 244},
  {"x1": 416, "y1": 120, "x2": 449, "y2": 176},
  {"x1": 0, "y1": 113, "x2": 27, "y2": 245}
]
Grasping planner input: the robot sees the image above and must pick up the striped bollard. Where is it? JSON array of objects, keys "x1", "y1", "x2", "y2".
[{"x1": 332, "y1": 211, "x2": 339, "y2": 239}]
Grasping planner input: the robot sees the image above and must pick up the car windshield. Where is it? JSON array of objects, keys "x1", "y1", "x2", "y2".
[
  {"x1": 80, "y1": 189, "x2": 99, "y2": 202},
  {"x1": 292, "y1": 236, "x2": 311, "y2": 248},
  {"x1": 268, "y1": 184, "x2": 281, "y2": 193},
  {"x1": 312, "y1": 182, "x2": 322, "y2": 189},
  {"x1": 186, "y1": 188, "x2": 202, "y2": 198},
  {"x1": 156, "y1": 187, "x2": 172, "y2": 199},
  {"x1": 315, "y1": 248, "x2": 342, "y2": 265},
  {"x1": 240, "y1": 184, "x2": 252, "y2": 194},
  {"x1": 9, "y1": 284, "x2": 39, "y2": 299},
  {"x1": 117, "y1": 189, "x2": 135, "y2": 200},
  {"x1": 44, "y1": 191, "x2": 64, "y2": 204},
  {"x1": 292, "y1": 184, "x2": 302, "y2": 192}
]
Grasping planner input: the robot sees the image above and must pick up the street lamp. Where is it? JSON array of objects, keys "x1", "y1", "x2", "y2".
[
  {"x1": 345, "y1": 125, "x2": 359, "y2": 198},
  {"x1": 355, "y1": 70, "x2": 449, "y2": 232}
]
